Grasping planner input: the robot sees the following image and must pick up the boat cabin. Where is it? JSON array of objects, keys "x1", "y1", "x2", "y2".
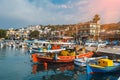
[{"x1": 98, "y1": 59, "x2": 113, "y2": 67}]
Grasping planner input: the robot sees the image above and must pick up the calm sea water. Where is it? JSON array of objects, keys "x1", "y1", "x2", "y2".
[{"x1": 0, "y1": 47, "x2": 120, "y2": 80}]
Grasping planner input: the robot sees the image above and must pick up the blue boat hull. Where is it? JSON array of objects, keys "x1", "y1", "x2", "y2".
[
  {"x1": 91, "y1": 66, "x2": 120, "y2": 73},
  {"x1": 87, "y1": 63, "x2": 120, "y2": 74}
]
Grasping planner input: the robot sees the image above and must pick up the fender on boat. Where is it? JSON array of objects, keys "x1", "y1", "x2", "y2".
[{"x1": 31, "y1": 54, "x2": 39, "y2": 64}]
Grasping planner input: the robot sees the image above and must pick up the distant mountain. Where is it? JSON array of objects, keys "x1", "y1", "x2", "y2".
[
  {"x1": 101, "y1": 22, "x2": 120, "y2": 31},
  {"x1": 117, "y1": 21, "x2": 120, "y2": 24}
]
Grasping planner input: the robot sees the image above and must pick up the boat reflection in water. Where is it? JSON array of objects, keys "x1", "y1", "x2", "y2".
[
  {"x1": 32, "y1": 63, "x2": 74, "y2": 80},
  {"x1": 31, "y1": 63, "x2": 120, "y2": 80},
  {"x1": 31, "y1": 63, "x2": 89, "y2": 80}
]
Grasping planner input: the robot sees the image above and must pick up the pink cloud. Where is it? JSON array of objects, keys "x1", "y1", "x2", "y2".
[{"x1": 87, "y1": 0, "x2": 120, "y2": 23}]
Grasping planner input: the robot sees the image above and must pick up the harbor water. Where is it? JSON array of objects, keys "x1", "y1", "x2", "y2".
[{"x1": 0, "y1": 47, "x2": 120, "y2": 80}]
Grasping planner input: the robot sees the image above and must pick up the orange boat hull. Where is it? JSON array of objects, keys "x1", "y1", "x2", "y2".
[{"x1": 31, "y1": 52, "x2": 94, "y2": 63}]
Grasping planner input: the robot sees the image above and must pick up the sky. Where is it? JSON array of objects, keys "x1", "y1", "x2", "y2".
[{"x1": 0, "y1": 0, "x2": 120, "y2": 29}]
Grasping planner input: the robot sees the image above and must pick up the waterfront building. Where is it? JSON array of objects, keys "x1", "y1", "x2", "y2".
[
  {"x1": 55, "y1": 15, "x2": 101, "y2": 41},
  {"x1": 78, "y1": 14, "x2": 100, "y2": 41},
  {"x1": 6, "y1": 28, "x2": 16, "y2": 40}
]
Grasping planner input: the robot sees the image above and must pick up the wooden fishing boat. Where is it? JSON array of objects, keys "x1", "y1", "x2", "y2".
[
  {"x1": 86, "y1": 58, "x2": 120, "y2": 74},
  {"x1": 31, "y1": 51, "x2": 94, "y2": 64}
]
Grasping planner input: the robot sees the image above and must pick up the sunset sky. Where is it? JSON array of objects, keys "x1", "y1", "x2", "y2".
[{"x1": 0, "y1": 0, "x2": 120, "y2": 28}]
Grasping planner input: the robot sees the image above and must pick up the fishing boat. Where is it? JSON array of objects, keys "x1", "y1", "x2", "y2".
[
  {"x1": 31, "y1": 51, "x2": 94, "y2": 64},
  {"x1": 86, "y1": 58, "x2": 120, "y2": 74},
  {"x1": 74, "y1": 56, "x2": 108, "y2": 67},
  {"x1": 26, "y1": 40, "x2": 75, "y2": 54}
]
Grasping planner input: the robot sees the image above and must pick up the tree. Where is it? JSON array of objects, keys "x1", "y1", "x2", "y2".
[
  {"x1": 29, "y1": 30, "x2": 40, "y2": 39},
  {"x1": 0, "y1": 29, "x2": 7, "y2": 38},
  {"x1": 93, "y1": 14, "x2": 100, "y2": 23}
]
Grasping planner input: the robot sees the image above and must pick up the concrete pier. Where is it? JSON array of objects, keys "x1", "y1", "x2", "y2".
[
  {"x1": 84, "y1": 46, "x2": 120, "y2": 59},
  {"x1": 96, "y1": 46, "x2": 120, "y2": 55}
]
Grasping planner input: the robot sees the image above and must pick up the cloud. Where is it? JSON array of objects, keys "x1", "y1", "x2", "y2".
[
  {"x1": 86, "y1": 0, "x2": 120, "y2": 23},
  {"x1": 0, "y1": 0, "x2": 120, "y2": 29}
]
